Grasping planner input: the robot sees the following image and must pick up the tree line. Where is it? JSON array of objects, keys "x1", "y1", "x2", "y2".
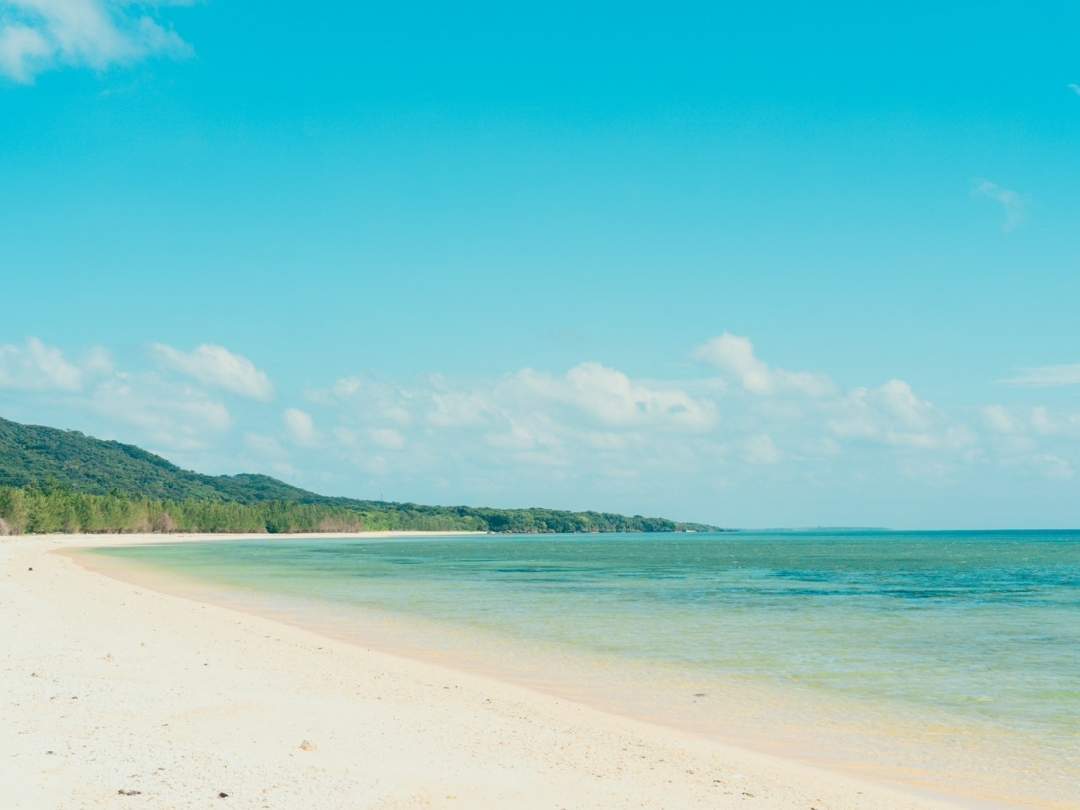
[
  {"x1": 0, "y1": 485, "x2": 706, "y2": 536},
  {"x1": 0, "y1": 486, "x2": 482, "y2": 535}
]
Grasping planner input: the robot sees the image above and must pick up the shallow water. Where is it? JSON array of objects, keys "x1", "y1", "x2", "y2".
[{"x1": 92, "y1": 530, "x2": 1080, "y2": 807}]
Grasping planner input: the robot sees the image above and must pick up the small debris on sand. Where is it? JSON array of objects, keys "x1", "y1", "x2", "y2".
[
  {"x1": 218, "y1": 791, "x2": 229, "y2": 798},
  {"x1": 117, "y1": 789, "x2": 142, "y2": 796},
  {"x1": 299, "y1": 739, "x2": 317, "y2": 752}
]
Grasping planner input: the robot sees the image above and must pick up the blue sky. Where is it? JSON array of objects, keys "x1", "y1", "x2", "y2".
[{"x1": 2, "y1": 1, "x2": 1079, "y2": 527}]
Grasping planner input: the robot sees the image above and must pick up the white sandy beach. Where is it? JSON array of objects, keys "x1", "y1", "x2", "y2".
[{"x1": 3, "y1": 533, "x2": 973, "y2": 809}]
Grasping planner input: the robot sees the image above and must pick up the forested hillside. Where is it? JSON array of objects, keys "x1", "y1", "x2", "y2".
[{"x1": 0, "y1": 417, "x2": 717, "y2": 535}]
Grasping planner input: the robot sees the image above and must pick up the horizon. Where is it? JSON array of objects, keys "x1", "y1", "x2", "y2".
[
  {"x1": 3, "y1": 2, "x2": 1080, "y2": 529},
  {"x1": 8, "y1": 411, "x2": 1080, "y2": 533}
]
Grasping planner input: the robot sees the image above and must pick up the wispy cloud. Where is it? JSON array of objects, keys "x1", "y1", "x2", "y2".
[
  {"x1": 0, "y1": 0, "x2": 190, "y2": 83},
  {"x1": 369, "y1": 427, "x2": 405, "y2": 450},
  {"x1": 982, "y1": 404, "x2": 1018, "y2": 434},
  {"x1": 0, "y1": 336, "x2": 109, "y2": 391},
  {"x1": 6, "y1": 334, "x2": 1080, "y2": 522},
  {"x1": 695, "y1": 333, "x2": 834, "y2": 397},
  {"x1": 742, "y1": 433, "x2": 781, "y2": 465},
  {"x1": 1069, "y1": 83, "x2": 1080, "y2": 97},
  {"x1": 283, "y1": 407, "x2": 317, "y2": 444},
  {"x1": 511, "y1": 362, "x2": 718, "y2": 431},
  {"x1": 308, "y1": 337, "x2": 974, "y2": 486},
  {"x1": 90, "y1": 373, "x2": 232, "y2": 450},
  {"x1": 152, "y1": 343, "x2": 275, "y2": 401},
  {"x1": 1001, "y1": 364, "x2": 1080, "y2": 387},
  {"x1": 973, "y1": 179, "x2": 1026, "y2": 232},
  {"x1": 827, "y1": 379, "x2": 951, "y2": 449}
]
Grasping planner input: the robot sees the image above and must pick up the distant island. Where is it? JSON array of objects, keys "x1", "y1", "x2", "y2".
[{"x1": 0, "y1": 417, "x2": 720, "y2": 536}]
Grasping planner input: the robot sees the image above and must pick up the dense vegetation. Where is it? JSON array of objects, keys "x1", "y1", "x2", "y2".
[
  {"x1": 0, "y1": 417, "x2": 331, "y2": 502},
  {"x1": 0, "y1": 417, "x2": 717, "y2": 535}
]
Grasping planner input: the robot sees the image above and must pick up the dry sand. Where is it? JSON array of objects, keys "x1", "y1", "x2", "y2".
[{"x1": 2, "y1": 533, "x2": 966, "y2": 809}]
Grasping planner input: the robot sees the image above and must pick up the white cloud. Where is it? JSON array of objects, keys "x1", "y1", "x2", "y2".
[
  {"x1": 91, "y1": 373, "x2": 231, "y2": 450},
  {"x1": 0, "y1": 23, "x2": 50, "y2": 81},
  {"x1": 369, "y1": 427, "x2": 405, "y2": 450},
  {"x1": 982, "y1": 405, "x2": 1017, "y2": 434},
  {"x1": 9, "y1": 333, "x2": 1080, "y2": 524},
  {"x1": 485, "y1": 422, "x2": 540, "y2": 451},
  {"x1": 1029, "y1": 454, "x2": 1074, "y2": 481},
  {"x1": 152, "y1": 343, "x2": 274, "y2": 401},
  {"x1": 875, "y1": 379, "x2": 933, "y2": 428},
  {"x1": 313, "y1": 362, "x2": 713, "y2": 479},
  {"x1": 974, "y1": 179, "x2": 1025, "y2": 232},
  {"x1": 975, "y1": 403, "x2": 1080, "y2": 485},
  {"x1": 1001, "y1": 364, "x2": 1080, "y2": 387},
  {"x1": 1030, "y1": 406, "x2": 1055, "y2": 435},
  {"x1": 332, "y1": 376, "x2": 363, "y2": 398},
  {"x1": 308, "y1": 344, "x2": 1010, "y2": 496},
  {"x1": 510, "y1": 362, "x2": 717, "y2": 430},
  {"x1": 283, "y1": 407, "x2": 316, "y2": 444},
  {"x1": 244, "y1": 432, "x2": 287, "y2": 459},
  {"x1": 1029, "y1": 406, "x2": 1080, "y2": 439},
  {"x1": 0, "y1": 338, "x2": 242, "y2": 452},
  {"x1": 362, "y1": 454, "x2": 389, "y2": 476},
  {"x1": 693, "y1": 336, "x2": 974, "y2": 460},
  {"x1": 828, "y1": 379, "x2": 942, "y2": 447},
  {"x1": 979, "y1": 404, "x2": 1080, "y2": 442},
  {"x1": 0, "y1": 0, "x2": 191, "y2": 83},
  {"x1": 310, "y1": 376, "x2": 415, "y2": 426},
  {"x1": 743, "y1": 433, "x2": 780, "y2": 465},
  {"x1": 427, "y1": 389, "x2": 493, "y2": 428},
  {"x1": 332, "y1": 426, "x2": 359, "y2": 446},
  {"x1": 83, "y1": 345, "x2": 114, "y2": 375},
  {"x1": 584, "y1": 431, "x2": 633, "y2": 451},
  {"x1": 0, "y1": 337, "x2": 84, "y2": 390},
  {"x1": 695, "y1": 333, "x2": 833, "y2": 397},
  {"x1": 0, "y1": 0, "x2": 192, "y2": 83},
  {"x1": 1069, "y1": 83, "x2": 1080, "y2": 97}
]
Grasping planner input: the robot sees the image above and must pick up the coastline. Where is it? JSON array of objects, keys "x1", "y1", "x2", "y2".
[
  {"x1": 8, "y1": 529, "x2": 487, "y2": 546},
  {"x1": 0, "y1": 533, "x2": 1037, "y2": 809}
]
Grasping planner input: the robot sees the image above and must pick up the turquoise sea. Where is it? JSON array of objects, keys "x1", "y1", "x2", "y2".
[{"x1": 91, "y1": 530, "x2": 1080, "y2": 806}]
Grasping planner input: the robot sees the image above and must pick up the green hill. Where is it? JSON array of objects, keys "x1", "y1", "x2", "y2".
[
  {"x1": 0, "y1": 417, "x2": 306, "y2": 502},
  {"x1": 0, "y1": 416, "x2": 718, "y2": 535}
]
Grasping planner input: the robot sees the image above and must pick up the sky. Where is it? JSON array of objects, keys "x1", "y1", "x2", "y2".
[{"x1": 2, "y1": 1, "x2": 1079, "y2": 528}]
